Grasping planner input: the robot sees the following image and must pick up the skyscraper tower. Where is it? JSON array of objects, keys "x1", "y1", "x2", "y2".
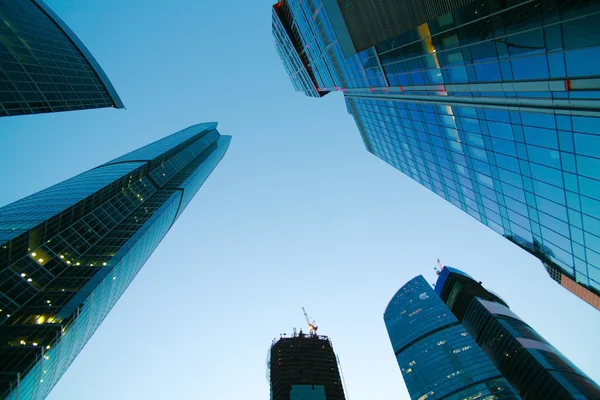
[
  {"x1": 435, "y1": 266, "x2": 600, "y2": 399},
  {"x1": 384, "y1": 275, "x2": 521, "y2": 400},
  {"x1": 272, "y1": 0, "x2": 600, "y2": 309},
  {"x1": 0, "y1": 0, "x2": 124, "y2": 117},
  {"x1": 0, "y1": 123, "x2": 230, "y2": 399},
  {"x1": 384, "y1": 266, "x2": 600, "y2": 400},
  {"x1": 269, "y1": 331, "x2": 346, "y2": 400}
]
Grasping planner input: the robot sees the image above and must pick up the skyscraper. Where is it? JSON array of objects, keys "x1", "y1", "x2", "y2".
[
  {"x1": 272, "y1": 0, "x2": 600, "y2": 309},
  {"x1": 384, "y1": 275, "x2": 521, "y2": 400},
  {"x1": 0, "y1": 0, "x2": 124, "y2": 117},
  {"x1": 269, "y1": 331, "x2": 346, "y2": 400},
  {"x1": 0, "y1": 123, "x2": 230, "y2": 399},
  {"x1": 434, "y1": 266, "x2": 600, "y2": 399},
  {"x1": 384, "y1": 266, "x2": 600, "y2": 400}
]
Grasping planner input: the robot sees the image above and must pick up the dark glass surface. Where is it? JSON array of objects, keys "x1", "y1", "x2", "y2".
[
  {"x1": 0, "y1": 0, "x2": 122, "y2": 117},
  {"x1": 0, "y1": 123, "x2": 230, "y2": 399},
  {"x1": 269, "y1": 334, "x2": 346, "y2": 400},
  {"x1": 438, "y1": 266, "x2": 600, "y2": 399}
]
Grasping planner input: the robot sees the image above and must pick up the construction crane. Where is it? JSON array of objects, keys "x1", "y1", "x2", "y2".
[{"x1": 302, "y1": 307, "x2": 318, "y2": 336}]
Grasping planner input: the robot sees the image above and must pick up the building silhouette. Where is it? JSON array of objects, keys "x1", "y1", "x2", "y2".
[
  {"x1": 272, "y1": 0, "x2": 600, "y2": 310},
  {"x1": 0, "y1": 123, "x2": 230, "y2": 399},
  {"x1": 0, "y1": 0, "x2": 124, "y2": 117},
  {"x1": 269, "y1": 331, "x2": 346, "y2": 400}
]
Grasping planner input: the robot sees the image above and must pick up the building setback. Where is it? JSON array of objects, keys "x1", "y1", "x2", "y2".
[
  {"x1": 272, "y1": 0, "x2": 600, "y2": 310},
  {"x1": 0, "y1": 123, "x2": 230, "y2": 399},
  {"x1": 0, "y1": 0, "x2": 124, "y2": 117},
  {"x1": 269, "y1": 332, "x2": 346, "y2": 400},
  {"x1": 384, "y1": 267, "x2": 600, "y2": 400}
]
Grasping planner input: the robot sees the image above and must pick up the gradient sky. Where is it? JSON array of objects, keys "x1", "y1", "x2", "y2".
[{"x1": 0, "y1": 1, "x2": 599, "y2": 399}]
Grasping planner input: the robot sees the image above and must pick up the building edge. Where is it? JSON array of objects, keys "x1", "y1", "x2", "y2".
[{"x1": 32, "y1": 0, "x2": 125, "y2": 109}]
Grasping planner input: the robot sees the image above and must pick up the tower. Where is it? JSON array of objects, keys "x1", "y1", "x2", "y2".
[
  {"x1": 0, "y1": 0, "x2": 124, "y2": 117},
  {"x1": 384, "y1": 265, "x2": 600, "y2": 399},
  {"x1": 269, "y1": 332, "x2": 346, "y2": 400},
  {"x1": 272, "y1": 0, "x2": 600, "y2": 309},
  {"x1": 0, "y1": 123, "x2": 230, "y2": 399}
]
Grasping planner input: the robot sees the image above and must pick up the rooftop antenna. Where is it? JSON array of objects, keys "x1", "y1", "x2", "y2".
[
  {"x1": 302, "y1": 307, "x2": 318, "y2": 336},
  {"x1": 434, "y1": 259, "x2": 444, "y2": 275}
]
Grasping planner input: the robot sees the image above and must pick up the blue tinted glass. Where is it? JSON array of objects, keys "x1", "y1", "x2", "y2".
[
  {"x1": 565, "y1": 46, "x2": 600, "y2": 77},
  {"x1": 572, "y1": 116, "x2": 600, "y2": 135},
  {"x1": 492, "y1": 138, "x2": 517, "y2": 156},
  {"x1": 496, "y1": 153, "x2": 520, "y2": 172},
  {"x1": 521, "y1": 113, "x2": 556, "y2": 129},
  {"x1": 581, "y1": 196, "x2": 600, "y2": 220},
  {"x1": 485, "y1": 109, "x2": 510, "y2": 123},
  {"x1": 488, "y1": 121, "x2": 514, "y2": 140},
  {"x1": 523, "y1": 126, "x2": 558, "y2": 148},
  {"x1": 533, "y1": 180, "x2": 566, "y2": 204},
  {"x1": 511, "y1": 55, "x2": 549, "y2": 79},
  {"x1": 527, "y1": 146, "x2": 561, "y2": 168},
  {"x1": 529, "y1": 163, "x2": 563, "y2": 187},
  {"x1": 573, "y1": 133, "x2": 600, "y2": 158},
  {"x1": 498, "y1": 168, "x2": 523, "y2": 188},
  {"x1": 474, "y1": 61, "x2": 502, "y2": 82},
  {"x1": 579, "y1": 176, "x2": 600, "y2": 201},
  {"x1": 502, "y1": 183, "x2": 526, "y2": 203},
  {"x1": 536, "y1": 196, "x2": 568, "y2": 222},
  {"x1": 577, "y1": 155, "x2": 600, "y2": 180}
]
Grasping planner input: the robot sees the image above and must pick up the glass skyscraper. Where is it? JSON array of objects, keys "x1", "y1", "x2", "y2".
[
  {"x1": 384, "y1": 275, "x2": 520, "y2": 400},
  {"x1": 272, "y1": 0, "x2": 600, "y2": 310},
  {"x1": 435, "y1": 265, "x2": 600, "y2": 399},
  {"x1": 0, "y1": 0, "x2": 124, "y2": 117},
  {"x1": 269, "y1": 332, "x2": 346, "y2": 400},
  {"x1": 0, "y1": 123, "x2": 230, "y2": 399}
]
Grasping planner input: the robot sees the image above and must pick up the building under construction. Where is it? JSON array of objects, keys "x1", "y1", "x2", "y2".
[{"x1": 269, "y1": 331, "x2": 346, "y2": 400}]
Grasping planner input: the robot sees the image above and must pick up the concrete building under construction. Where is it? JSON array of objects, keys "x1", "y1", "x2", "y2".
[{"x1": 268, "y1": 330, "x2": 346, "y2": 400}]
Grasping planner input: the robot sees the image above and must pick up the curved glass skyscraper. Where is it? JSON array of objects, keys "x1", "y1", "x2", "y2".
[
  {"x1": 384, "y1": 275, "x2": 520, "y2": 400},
  {"x1": 0, "y1": 0, "x2": 124, "y2": 117},
  {"x1": 0, "y1": 123, "x2": 230, "y2": 399},
  {"x1": 273, "y1": 0, "x2": 600, "y2": 310},
  {"x1": 384, "y1": 267, "x2": 600, "y2": 399}
]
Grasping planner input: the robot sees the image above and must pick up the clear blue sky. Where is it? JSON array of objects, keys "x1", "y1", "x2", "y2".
[{"x1": 0, "y1": 1, "x2": 598, "y2": 399}]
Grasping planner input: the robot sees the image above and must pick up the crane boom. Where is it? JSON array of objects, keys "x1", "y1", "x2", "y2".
[{"x1": 301, "y1": 307, "x2": 318, "y2": 336}]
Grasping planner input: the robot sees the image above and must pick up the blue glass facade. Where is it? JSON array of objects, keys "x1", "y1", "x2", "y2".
[
  {"x1": 0, "y1": 123, "x2": 230, "y2": 399},
  {"x1": 435, "y1": 266, "x2": 600, "y2": 399},
  {"x1": 0, "y1": 0, "x2": 124, "y2": 117},
  {"x1": 384, "y1": 275, "x2": 520, "y2": 400},
  {"x1": 272, "y1": 0, "x2": 600, "y2": 309}
]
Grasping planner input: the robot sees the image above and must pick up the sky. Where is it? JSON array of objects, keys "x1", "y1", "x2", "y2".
[{"x1": 0, "y1": 0, "x2": 599, "y2": 399}]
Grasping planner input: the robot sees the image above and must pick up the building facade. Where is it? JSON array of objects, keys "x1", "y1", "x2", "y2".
[
  {"x1": 269, "y1": 332, "x2": 346, "y2": 400},
  {"x1": 384, "y1": 275, "x2": 521, "y2": 400},
  {"x1": 435, "y1": 266, "x2": 600, "y2": 399},
  {"x1": 272, "y1": 0, "x2": 600, "y2": 309},
  {"x1": 0, "y1": 0, "x2": 124, "y2": 117},
  {"x1": 0, "y1": 123, "x2": 230, "y2": 399}
]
